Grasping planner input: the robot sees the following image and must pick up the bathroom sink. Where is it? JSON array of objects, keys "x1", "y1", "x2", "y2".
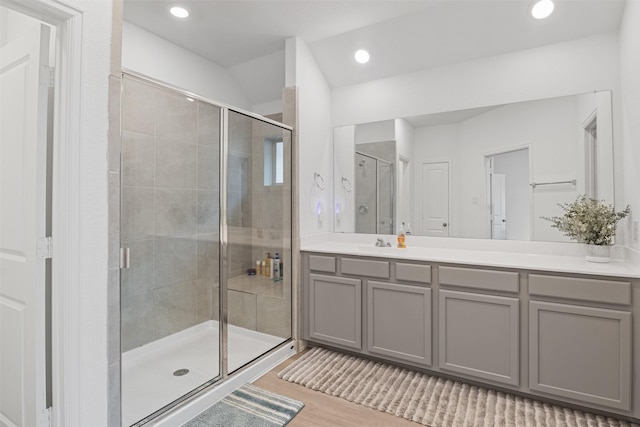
[{"x1": 356, "y1": 245, "x2": 415, "y2": 255}]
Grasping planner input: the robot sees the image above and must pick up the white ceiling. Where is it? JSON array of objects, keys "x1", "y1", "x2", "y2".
[{"x1": 124, "y1": 0, "x2": 626, "y2": 91}]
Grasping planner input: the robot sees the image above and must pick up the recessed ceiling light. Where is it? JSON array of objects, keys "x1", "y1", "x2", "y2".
[
  {"x1": 354, "y1": 49, "x2": 370, "y2": 64},
  {"x1": 530, "y1": 0, "x2": 554, "y2": 19},
  {"x1": 170, "y1": 6, "x2": 189, "y2": 18}
]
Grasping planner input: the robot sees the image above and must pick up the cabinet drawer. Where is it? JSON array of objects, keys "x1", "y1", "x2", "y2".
[
  {"x1": 396, "y1": 263, "x2": 431, "y2": 284},
  {"x1": 341, "y1": 258, "x2": 390, "y2": 279},
  {"x1": 439, "y1": 266, "x2": 519, "y2": 293},
  {"x1": 309, "y1": 254, "x2": 336, "y2": 273},
  {"x1": 529, "y1": 274, "x2": 631, "y2": 306}
]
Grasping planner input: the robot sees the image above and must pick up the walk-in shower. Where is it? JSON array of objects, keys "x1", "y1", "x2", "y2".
[{"x1": 119, "y1": 73, "x2": 293, "y2": 426}]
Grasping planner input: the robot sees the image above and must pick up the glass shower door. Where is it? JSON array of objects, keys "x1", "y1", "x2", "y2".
[
  {"x1": 120, "y1": 75, "x2": 222, "y2": 426},
  {"x1": 377, "y1": 160, "x2": 394, "y2": 234},
  {"x1": 224, "y1": 110, "x2": 292, "y2": 373},
  {"x1": 355, "y1": 152, "x2": 377, "y2": 233}
]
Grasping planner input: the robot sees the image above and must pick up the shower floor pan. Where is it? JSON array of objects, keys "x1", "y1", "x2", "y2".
[{"x1": 121, "y1": 320, "x2": 284, "y2": 426}]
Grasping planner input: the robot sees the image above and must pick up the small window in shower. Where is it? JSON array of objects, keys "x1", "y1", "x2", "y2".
[{"x1": 264, "y1": 138, "x2": 284, "y2": 186}]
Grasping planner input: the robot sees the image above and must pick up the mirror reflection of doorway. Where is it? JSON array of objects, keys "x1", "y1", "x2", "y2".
[
  {"x1": 420, "y1": 162, "x2": 450, "y2": 237},
  {"x1": 486, "y1": 148, "x2": 530, "y2": 240},
  {"x1": 584, "y1": 115, "x2": 598, "y2": 199}
]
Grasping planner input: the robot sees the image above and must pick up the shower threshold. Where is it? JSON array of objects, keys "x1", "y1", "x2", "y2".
[{"x1": 121, "y1": 320, "x2": 286, "y2": 426}]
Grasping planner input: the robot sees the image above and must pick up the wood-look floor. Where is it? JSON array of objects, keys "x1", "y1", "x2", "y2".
[{"x1": 253, "y1": 350, "x2": 417, "y2": 427}]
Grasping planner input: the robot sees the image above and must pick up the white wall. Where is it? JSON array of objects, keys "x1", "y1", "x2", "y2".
[
  {"x1": 332, "y1": 33, "x2": 620, "y2": 126},
  {"x1": 395, "y1": 118, "x2": 414, "y2": 159},
  {"x1": 252, "y1": 99, "x2": 283, "y2": 117},
  {"x1": 69, "y1": 0, "x2": 113, "y2": 424},
  {"x1": 354, "y1": 120, "x2": 394, "y2": 143},
  {"x1": 395, "y1": 118, "x2": 414, "y2": 230},
  {"x1": 122, "y1": 22, "x2": 250, "y2": 109},
  {"x1": 286, "y1": 37, "x2": 333, "y2": 237},
  {"x1": 333, "y1": 125, "x2": 356, "y2": 233},
  {"x1": 619, "y1": 0, "x2": 640, "y2": 251},
  {"x1": 229, "y1": 50, "x2": 285, "y2": 109}
]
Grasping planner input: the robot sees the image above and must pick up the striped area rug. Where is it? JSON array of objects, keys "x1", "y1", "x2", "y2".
[
  {"x1": 184, "y1": 383, "x2": 304, "y2": 427},
  {"x1": 278, "y1": 347, "x2": 639, "y2": 427}
]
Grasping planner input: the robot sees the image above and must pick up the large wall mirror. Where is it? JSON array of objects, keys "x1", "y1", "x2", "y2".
[{"x1": 333, "y1": 90, "x2": 614, "y2": 242}]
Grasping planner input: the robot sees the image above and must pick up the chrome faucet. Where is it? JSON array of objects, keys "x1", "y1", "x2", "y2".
[{"x1": 375, "y1": 237, "x2": 391, "y2": 247}]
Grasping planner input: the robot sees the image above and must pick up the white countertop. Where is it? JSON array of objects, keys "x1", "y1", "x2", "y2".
[{"x1": 301, "y1": 236, "x2": 640, "y2": 279}]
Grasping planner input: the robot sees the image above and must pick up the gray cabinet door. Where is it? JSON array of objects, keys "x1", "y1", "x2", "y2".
[
  {"x1": 439, "y1": 290, "x2": 519, "y2": 386},
  {"x1": 529, "y1": 301, "x2": 631, "y2": 410},
  {"x1": 308, "y1": 274, "x2": 362, "y2": 350},
  {"x1": 367, "y1": 281, "x2": 432, "y2": 366}
]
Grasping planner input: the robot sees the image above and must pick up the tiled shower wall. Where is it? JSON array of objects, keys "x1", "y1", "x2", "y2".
[{"x1": 120, "y1": 77, "x2": 222, "y2": 352}]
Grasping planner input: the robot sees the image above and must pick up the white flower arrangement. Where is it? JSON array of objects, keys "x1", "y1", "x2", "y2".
[{"x1": 543, "y1": 195, "x2": 630, "y2": 246}]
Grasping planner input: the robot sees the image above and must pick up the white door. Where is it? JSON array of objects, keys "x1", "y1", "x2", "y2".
[
  {"x1": 491, "y1": 173, "x2": 507, "y2": 240},
  {"x1": 421, "y1": 162, "x2": 449, "y2": 237},
  {"x1": 0, "y1": 24, "x2": 51, "y2": 427}
]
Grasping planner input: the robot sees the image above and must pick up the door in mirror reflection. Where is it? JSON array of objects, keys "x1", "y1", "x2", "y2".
[
  {"x1": 421, "y1": 162, "x2": 449, "y2": 237},
  {"x1": 491, "y1": 174, "x2": 506, "y2": 239}
]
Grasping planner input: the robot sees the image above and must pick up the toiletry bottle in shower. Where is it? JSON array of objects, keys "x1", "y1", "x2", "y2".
[
  {"x1": 273, "y1": 253, "x2": 280, "y2": 281},
  {"x1": 256, "y1": 260, "x2": 262, "y2": 275},
  {"x1": 280, "y1": 257, "x2": 284, "y2": 279},
  {"x1": 270, "y1": 253, "x2": 276, "y2": 279},
  {"x1": 265, "y1": 253, "x2": 271, "y2": 277}
]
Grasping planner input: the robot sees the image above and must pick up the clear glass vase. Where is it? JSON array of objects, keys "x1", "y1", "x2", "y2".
[{"x1": 585, "y1": 244, "x2": 611, "y2": 263}]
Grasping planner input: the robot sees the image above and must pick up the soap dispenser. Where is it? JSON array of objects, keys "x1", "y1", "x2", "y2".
[
  {"x1": 405, "y1": 222, "x2": 412, "y2": 235},
  {"x1": 397, "y1": 224, "x2": 406, "y2": 249}
]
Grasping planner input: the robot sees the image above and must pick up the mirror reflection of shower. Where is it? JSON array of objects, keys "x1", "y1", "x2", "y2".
[{"x1": 355, "y1": 151, "x2": 394, "y2": 234}]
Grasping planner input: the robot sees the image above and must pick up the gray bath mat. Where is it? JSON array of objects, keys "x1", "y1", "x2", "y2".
[
  {"x1": 278, "y1": 347, "x2": 639, "y2": 427},
  {"x1": 183, "y1": 383, "x2": 304, "y2": 427}
]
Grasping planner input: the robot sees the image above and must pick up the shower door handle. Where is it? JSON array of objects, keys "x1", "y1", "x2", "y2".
[{"x1": 120, "y1": 247, "x2": 131, "y2": 269}]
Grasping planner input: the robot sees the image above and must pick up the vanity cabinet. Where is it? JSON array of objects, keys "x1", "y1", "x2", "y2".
[
  {"x1": 304, "y1": 254, "x2": 432, "y2": 365},
  {"x1": 367, "y1": 281, "x2": 432, "y2": 366},
  {"x1": 308, "y1": 274, "x2": 362, "y2": 350},
  {"x1": 528, "y1": 274, "x2": 632, "y2": 410},
  {"x1": 302, "y1": 251, "x2": 640, "y2": 420},
  {"x1": 439, "y1": 290, "x2": 519, "y2": 386}
]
